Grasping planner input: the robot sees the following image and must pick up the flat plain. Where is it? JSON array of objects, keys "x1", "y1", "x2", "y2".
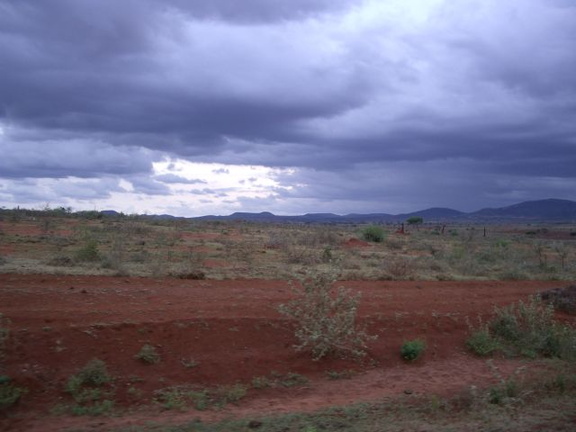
[{"x1": 1, "y1": 210, "x2": 575, "y2": 431}]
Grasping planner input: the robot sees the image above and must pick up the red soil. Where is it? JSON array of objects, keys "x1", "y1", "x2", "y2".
[
  {"x1": 0, "y1": 275, "x2": 569, "y2": 431},
  {"x1": 342, "y1": 238, "x2": 371, "y2": 248}
]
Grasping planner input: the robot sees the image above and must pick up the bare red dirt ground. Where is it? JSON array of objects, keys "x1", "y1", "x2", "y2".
[{"x1": 0, "y1": 275, "x2": 572, "y2": 431}]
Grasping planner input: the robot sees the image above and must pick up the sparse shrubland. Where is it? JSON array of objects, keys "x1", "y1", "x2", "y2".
[
  {"x1": 0, "y1": 208, "x2": 575, "y2": 281},
  {"x1": 2, "y1": 208, "x2": 576, "y2": 431}
]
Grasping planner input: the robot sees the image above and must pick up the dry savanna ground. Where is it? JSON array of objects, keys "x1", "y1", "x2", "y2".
[{"x1": 1, "y1": 209, "x2": 576, "y2": 431}]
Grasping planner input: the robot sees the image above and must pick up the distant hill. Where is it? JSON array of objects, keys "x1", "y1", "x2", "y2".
[
  {"x1": 189, "y1": 199, "x2": 576, "y2": 224},
  {"x1": 397, "y1": 207, "x2": 466, "y2": 220},
  {"x1": 469, "y1": 199, "x2": 576, "y2": 221}
]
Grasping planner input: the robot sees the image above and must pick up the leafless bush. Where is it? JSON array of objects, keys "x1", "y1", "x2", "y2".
[
  {"x1": 382, "y1": 256, "x2": 417, "y2": 280},
  {"x1": 285, "y1": 244, "x2": 322, "y2": 265}
]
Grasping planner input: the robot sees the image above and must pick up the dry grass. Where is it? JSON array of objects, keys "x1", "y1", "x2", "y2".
[{"x1": 0, "y1": 210, "x2": 575, "y2": 281}]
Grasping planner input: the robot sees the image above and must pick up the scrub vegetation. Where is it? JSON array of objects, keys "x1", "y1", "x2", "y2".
[
  {"x1": 1, "y1": 207, "x2": 575, "y2": 431},
  {"x1": 0, "y1": 207, "x2": 575, "y2": 282}
]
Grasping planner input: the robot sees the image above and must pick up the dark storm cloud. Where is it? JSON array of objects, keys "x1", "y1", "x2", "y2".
[
  {"x1": 0, "y1": 139, "x2": 156, "y2": 179},
  {"x1": 166, "y1": 0, "x2": 354, "y2": 23},
  {"x1": 0, "y1": 177, "x2": 123, "y2": 204},
  {"x1": 0, "y1": 0, "x2": 365, "y2": 149}
]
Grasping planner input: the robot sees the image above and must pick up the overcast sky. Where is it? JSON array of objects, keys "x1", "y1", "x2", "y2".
[{"x1": 1, "y1": 0, "x2": 575, "y2": 216}]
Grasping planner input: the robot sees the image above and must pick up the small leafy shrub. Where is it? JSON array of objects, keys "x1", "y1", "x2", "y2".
[
  {"x1": 0, "y1": 376, "x2": 26, "y2": 410},
  {"x1": 278, "y1": 273, "x2": 376, "y2": 360},
  {"x1": 466, "y1": 323, "x2": 500, "y2": 356},
  {"x1": 66, "y1": 359, "x2": 112, "y2": 394},
  {"x1": 135, "y1": 344, "x2": 161, "y2": 364},
  {"x1": 321, "y1": 247, "x2": 333, "y2": 263},
  {"x1": 64, "y1": 359, "x2": 114, "y2": 416},
  {"x1": 362, "y1": 225, "x2": 386, "y2": 243},
  {"x1": 488, "y1": 378, "x2": 519, "y2": 405},
  {"x1": 74, "y1": 240, "x2": 100, "y2": 262},
  {"x1": 251, "y1": 376, "x2": 273, "y2": 389},
  {"x1": 401, "y1": 339, "x2": 426, "y2": 361},
  {"x1": 279, "y1": 372, "x2": 309, "y2": 388}
]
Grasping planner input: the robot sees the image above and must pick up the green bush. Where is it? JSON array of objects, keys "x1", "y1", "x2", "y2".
[
  {"x1": 75, "y1": 359, "x2": 110, "y2": 386},
  {"x1": 0, "y1": 376, "x2": 26, "y2": 410},
  {"x1": 362, "y1": 225, "x2": 386, "y2": 243},
  {"x1": 135, "y1": 344, "x2": 161, "y2": 364},
  {"x1": 278, "y1": 273, "x2": 376, "y2": 360},
  {"x1": 467, "y1": 297, "x2": 576, "y2": 360},
  {"x1": 63, "y1": 359, "x2": 114, "y2": 415},
  {"x1": 400, "y1": 339, "x2": 426, "y2": 361},
  {"x1": 466, "y1": 325, "x2": 500, "y2": 356},
  {"x1": 74, "y1": 240, "x2": 101, "y2": 262},
  {"x1": 488, "y1": 378, "x2": 519, "y2": 405}
]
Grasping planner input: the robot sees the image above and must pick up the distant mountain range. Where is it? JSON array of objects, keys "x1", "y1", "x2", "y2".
[
  {"x1": 183, "y1": 199, "x2": 576, "y2": 224},
  {"x1": 99, "y1": 199, "x2": 576, "y2": 223}
]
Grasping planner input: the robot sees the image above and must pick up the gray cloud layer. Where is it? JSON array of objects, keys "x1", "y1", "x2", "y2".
[{"x1": 1, "y1": 0, "x2": 575, "y2": 213}]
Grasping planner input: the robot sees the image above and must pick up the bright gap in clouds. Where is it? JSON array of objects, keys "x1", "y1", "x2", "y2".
[
  {"x1": 0, "y1": 159, "x2": 299, "y2": 217},
  {"x1": 147, "y1": 159, "x2": 296, "y2": 216}
]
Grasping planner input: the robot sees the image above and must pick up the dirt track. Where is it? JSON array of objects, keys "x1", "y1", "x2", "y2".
[{"x1": 0, "y1": 275, "x2": 570, "y2": 431}]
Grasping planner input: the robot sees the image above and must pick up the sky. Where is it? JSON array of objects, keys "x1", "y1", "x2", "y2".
[{"x1": 1, "y1": 0, "x2": 575, "y2": 216}]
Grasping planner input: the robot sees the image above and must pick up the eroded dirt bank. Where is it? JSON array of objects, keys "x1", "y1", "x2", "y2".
[{"x1": 0, "y1": 275, "x2": 569, "y2": 431}]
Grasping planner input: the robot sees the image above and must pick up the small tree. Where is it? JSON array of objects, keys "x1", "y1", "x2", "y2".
[
  {"x1": 406, "y1": 217, "x2": 423, "y2": 230},
  {"x1": 278, "y1": 273, "x2": 376, "y2": 360}
]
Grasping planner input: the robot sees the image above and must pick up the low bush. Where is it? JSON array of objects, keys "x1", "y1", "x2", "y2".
[
  {"x1": 63, "y1": 359, "x2": 115, "y2": 416},
  {"x1": 135, "y1": 344, "x2": 161, "y2": 364},
  {"x1": 466, "y1": 323, "x2": 500, "y2": 356},
  {"x1": 66, "y1": 359, "x2": 112, "y2": 394},
  {"x1": 74, "y1": 240, "x2": 100, "y2": 262},
  {"x1": 488, "y1": 377, "x2": 520, "y2": 405},
  {"x1": 0, "y1": 376, "x2": 26, "y2": 410},
  {"x1": 278, "y1": 273, "x2": 376, "y2": 360},
  {"x1": 467, "y1": 297, "x2": 576, "y2": 360},
  {"x1": 400, "y1": 339, "x2": 426, "y2": 361},
  {"x1": 362, "y1": 225, "x2": 386, "y2": 243}
]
